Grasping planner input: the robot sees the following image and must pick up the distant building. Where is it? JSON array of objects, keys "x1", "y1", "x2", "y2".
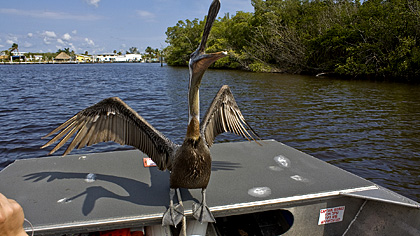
[
  {"x1": 27, "y1": 55, "x2": 43, "y2": 61},
  {"x1": 0, "y1": 52, "x2": 8, "y2": 61},
  {"x1": 124, "y1": 54, "x2": 142, "y2": 62},
  {"x1": 11, "y1": 51, "x2": 26, "y2": 61},
  {"x1": 76, "y1": 55, "x2": 92, "y2": 62},
  {"x1": 93, "y1": 53, "x2": 142, "y2": 62},
  {"x1": 54, "y1": 52, "x2": 71, "y2": 62},
  {"x1": 11, "y1": 52, "x2": 26, "y2": 56},
  {"x1": 93, "y1": 53, "x2": 117, "y2": 62}
]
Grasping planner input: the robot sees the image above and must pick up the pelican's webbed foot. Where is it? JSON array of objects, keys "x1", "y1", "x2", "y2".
[
  {"x1": 192, "y1": 189, "x2": 216, "y2": 223},
  {"x1": 162, "y1": 188, "x2": 184, "y2": 226},
  {"x1": 162, "y1": 203, "x2": 184, "y2": 226}
]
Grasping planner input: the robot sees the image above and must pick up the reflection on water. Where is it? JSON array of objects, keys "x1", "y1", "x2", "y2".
[{"x1": 0, "y1": 63, "x2": 419, "y2": 201}]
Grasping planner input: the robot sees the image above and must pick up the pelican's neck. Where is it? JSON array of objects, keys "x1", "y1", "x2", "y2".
[
  {"x1": 187, "y1": 70, "x2": 202, "y2": 140},
  {"x1": 188, "y1": 60, "x2": 203, "y2": 124},
  {"x1": 187, "y1": 51, "x2": 226, "y2": 138},
  {"x1": 188, "y1": 86, "x2": 199, "y2": 122}
]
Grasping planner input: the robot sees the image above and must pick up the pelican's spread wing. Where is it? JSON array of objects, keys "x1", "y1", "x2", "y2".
[
  {"x1": 201, "y1": 85, "x2": 260, "y2": 147},
  {"x1": 41, "y1": 97, "x2": 176, "y2": 170}
]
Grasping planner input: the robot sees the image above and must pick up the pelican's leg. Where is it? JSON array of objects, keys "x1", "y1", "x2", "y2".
[
  {"x1": 177, "y1": 189, "x2": 187, "y2": 236},
  {"x1": 192, "y1": 188, "x2": 216, "y2": 223},
  {"x1": 162, "y1": 188, "x2": 184, "y2": 226}
]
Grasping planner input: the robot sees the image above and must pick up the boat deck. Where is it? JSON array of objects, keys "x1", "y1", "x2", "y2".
[{"x1": 0, "y1": 140, "x2": 418, "y2": 235}]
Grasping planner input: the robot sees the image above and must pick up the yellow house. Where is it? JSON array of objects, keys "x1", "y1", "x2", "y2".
[{"x1": 76, "y1": 55, "x2": 92, "y2": 62}]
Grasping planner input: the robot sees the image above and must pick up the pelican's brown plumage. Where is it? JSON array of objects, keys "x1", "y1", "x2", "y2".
[{"x1": 41, "y1": 0, "x2": 259, "y2": 226}]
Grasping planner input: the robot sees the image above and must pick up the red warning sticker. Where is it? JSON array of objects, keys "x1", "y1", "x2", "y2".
[
  {"x1": 318, "y1": 206, "x2": 345, "y2": 225},
  {"x1": 143, "y1": 157, "x2": 157, "y2": 167}
]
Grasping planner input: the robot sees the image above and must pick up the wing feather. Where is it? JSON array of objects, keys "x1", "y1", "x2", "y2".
[
  {"x1": 42, "y1": 116, "x2": 78, "y2": 138},
  {"x1": 65, "y1": 119, "x2": 91, "y2": 153},
  {"x1": 78, "y1": 119, "x2": 96, "y2": 148},
  {"x1": 41, "y1": 97, "x2": 177, "y2": 170},
  {"x1": 88, "y1": 117, "x2": 103, "y2": 146},
  {"x1": 201, "y1": 85, "x2": 260, "y2": 147}
]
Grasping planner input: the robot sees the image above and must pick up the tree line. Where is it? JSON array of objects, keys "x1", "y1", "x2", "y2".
[{"x1": 164, "y1": 0, "x2": 420, "y2": 82}]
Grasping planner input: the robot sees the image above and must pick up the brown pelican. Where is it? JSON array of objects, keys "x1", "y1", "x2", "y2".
[{"x1": 41, "y1": 0, "x2": 259, "y2": 226}]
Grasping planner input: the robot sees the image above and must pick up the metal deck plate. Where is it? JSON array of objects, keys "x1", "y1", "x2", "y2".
[{"x1": 0, "y1": 140, "x2": 380, "y2": 233}]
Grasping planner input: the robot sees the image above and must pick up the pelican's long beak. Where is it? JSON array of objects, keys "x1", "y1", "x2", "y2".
[
  {"x1": 197, "y1": 0, "x2": 221, "y2": 54},
  {"x1": 189, "y1": 0, "x2": 224, "y2": 77}
]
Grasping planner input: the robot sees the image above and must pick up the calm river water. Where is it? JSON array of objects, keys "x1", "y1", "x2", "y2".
[{"x1": 1, "y1": 63, "x2": 419, "y2": 202}]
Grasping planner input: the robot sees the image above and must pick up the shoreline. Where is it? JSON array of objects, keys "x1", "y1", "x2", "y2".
[{"x1": 0, "y1": 61, "x2": 161, "y2": 65}]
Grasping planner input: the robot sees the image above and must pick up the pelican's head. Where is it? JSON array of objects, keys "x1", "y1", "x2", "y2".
[{"x1": 189, "y1": 51, "x2": 227, "y2": 89}]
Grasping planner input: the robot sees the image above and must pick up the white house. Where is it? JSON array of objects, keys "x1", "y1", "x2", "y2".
[
  {"x1": 93, "y1": 53, "x2": 117, "y2": 62},
  {"x1": 114, "y1": 54, "x2": 142, "y2": 62},
  {"x1": 34, "y1": 55, "x2": 43, "y2": 61},
  {"x1": 114, "y1": 55, "x2": 126, "y2": 62},
  {"x1": 11, "y1": 52, "x2": 26, "y2": 56},
  {"x1": 93, "y1": 53, "x2": 142, "y2": 62},
  {"x1": 11, "y1": 51, "x2": 26, "y2": 61},
  {"x1": 125, "y1": 54, "x2": 142, "y2": 62},
  {"x1": 27, "y1": 55, "x2": 43, "y2": 61}
]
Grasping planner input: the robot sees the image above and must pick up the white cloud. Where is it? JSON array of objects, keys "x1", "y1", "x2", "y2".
[
  {"x1": 43, "y1": 31, "x2": 57, "y2": 38},
  {"x1": 27, "y1": 33, "x2": 33, "y2": 38},
  {"x1": 6, "y1": 35, "x2": 18, "y2": 45},
  {"x1": 62, "y1": 33, "x2": 71, "y2": 41},
  {"x1": 44, "y1": 37, "x2": 51, "y2": 45},
  {"x1": 0, "y1": 8, "x2": 101, "y2": 21},
  {"x1": 23, "y1": 41, "x2": 32, "y2": 48},
  {"x1": 68, "y1": 43, "x2": 76, "y2": 51},
  {"x1": 85, "y1": 0, "x2": 100, "y2": 7},
  {"x1": 72, "y1": 30, "x2": 77, "y2": 35},
  {"x1": 42, "y1": 31, "x2": 56, "y2": 45},
  {"x1": 43, "y1": 37, "x2": 52, "y2": 45},
  {"x1": 136, "y1": 10, "x2": 156, "y2": 21},
  {"x1": 57, "y1": 38, "x2": 65, "y2": 45},
  {"x1": 84, "y1": 38, "x2": 95, "y2": 46},
  {"x1": 92, "y1": 47, "x2": 105, "y2": 54}
]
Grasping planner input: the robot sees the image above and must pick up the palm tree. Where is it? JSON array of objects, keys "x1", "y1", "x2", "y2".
[
  {"x1": 154, "y1": 48, "x2": 160, "y2": 58},
  {"x1": 128, "y1": 47, "x2": 139, "y2": 54},
  {"x1": 145, "y1": 46, "x2": 153, "y2": 57},
  {"x1": 8, "y1": 43, "x2": 19, "y2": 62},
  {"x1": 9, "y1": 43, "x2": 18, "y2": 53}
]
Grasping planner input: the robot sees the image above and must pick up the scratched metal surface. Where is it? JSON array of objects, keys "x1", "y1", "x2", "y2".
[{"x1": 0, "y1": 140, "x2": 377, "y2": 232}]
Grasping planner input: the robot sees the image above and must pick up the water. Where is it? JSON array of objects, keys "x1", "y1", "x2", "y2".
[{"x1": 1, "y1": 63, "x2": 419, "y2": 202}]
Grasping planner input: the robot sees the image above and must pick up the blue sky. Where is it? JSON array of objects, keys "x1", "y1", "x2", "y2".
[{"x1": 0, "y1": 0, "x2": 254, "y2": 54}]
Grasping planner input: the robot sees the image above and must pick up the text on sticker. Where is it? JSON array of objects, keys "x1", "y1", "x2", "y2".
[{"x1": 318, "y1": 206, "x2": 345, "y2": 225}]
